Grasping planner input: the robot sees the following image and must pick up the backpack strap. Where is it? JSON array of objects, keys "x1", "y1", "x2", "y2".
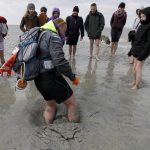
[{"x1": 38, "y1": 30, "x2": 47, "y2": 44}]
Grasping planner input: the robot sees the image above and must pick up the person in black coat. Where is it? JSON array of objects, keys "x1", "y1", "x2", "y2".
[
  {"x1": 84, "y1": 3, "x2": 105, "y2": 60},
  {"x1": 130, "y1": 7, "x2": 150, "y2": 89},
  {"x1": 128, "y1": 7, "x2": 144, "y2": 64},
  {"x1": 66, "y1": 6, "x2": 84, "y2": 58}
]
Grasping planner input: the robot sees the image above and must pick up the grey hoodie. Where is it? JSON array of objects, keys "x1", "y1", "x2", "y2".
[{"x1": 38, "y1": 30, "x2": 75, "y2": 81}]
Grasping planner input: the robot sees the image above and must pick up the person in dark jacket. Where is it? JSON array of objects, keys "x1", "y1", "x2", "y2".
[
  {"x1": 128, "y1": 6, "x2": 144, "y2": 64},
  {"x1": 129, "y1": 7, "x2": 150, "y2": 89},
  {"x1": 20, "y1": 3, "x2": 39, "y2": 32},
  {"x1": 66, "y1": 6, "x2": 84, "y2": 58},
  {"x1": 110, "y1": 2, "x2": 127, "y2": 56},
  {"x1": 84, "y1": 3, "x2": 105, "y2": 60},
  {"x1": 38, "y1": 6, "x2": 49, "y2": 26},
  {"x1": 34, "y1": 18, "x2": 80, "y2": 124}
]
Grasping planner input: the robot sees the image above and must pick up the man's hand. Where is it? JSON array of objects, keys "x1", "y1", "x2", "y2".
[{"x1": 72, "y1": 76, "x2": 80, "y2": 85}]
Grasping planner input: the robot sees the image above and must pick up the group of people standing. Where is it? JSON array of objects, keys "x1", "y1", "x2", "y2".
[
  {"x1": 0, "y1": 2, "x2": 150, "y2": 124},
  {"x1": 0, "y1": 2, "x2": 129, "y2": 64}
]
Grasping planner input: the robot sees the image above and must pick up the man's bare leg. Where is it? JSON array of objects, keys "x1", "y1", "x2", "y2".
[
  {"x1": 73, "y1": 45, "x2": 77, "y2": 57},
  {"x1": 95, "y1": 39, "x2": 100, "y2": 60},
  {"x1": 113, "y1": 42, "x2": 118, "y2": 56},
  {"x1": 89, "y1": 39, "x2": 94, "y2": 58},
  {"x1": 0, "y1": 50, "x2": 5, "y2": 65},
  {"x1": 110, "y1": 42, "x2": 114, "y2": 56},
  {"x1": 43, "y1": 100, "x2": 57, "y2": 124},
  {"x1": 64, "y1": 95, "x2": 77, "y2": 122},
  {"x1": 69, "y1": 45, "x2": 72, "y2": 58}
]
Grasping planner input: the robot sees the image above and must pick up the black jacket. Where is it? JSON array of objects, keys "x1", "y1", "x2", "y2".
[
  {"x1": 84, "y1": 11, "x2": 105, "y2": 38},
  {"x1": 131, "y1": 23, "x2": 150, "y2": 61},
  {"x1": 65, "y1": 15, "x2": 84, "y2": 38}
]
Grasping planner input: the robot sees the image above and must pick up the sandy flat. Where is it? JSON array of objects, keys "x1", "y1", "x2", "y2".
[{"x1": 0, "y1": 26, "x2": 150, "y2": 150}]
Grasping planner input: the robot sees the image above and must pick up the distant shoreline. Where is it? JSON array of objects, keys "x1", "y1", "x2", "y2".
[{"x1": 7, "y1": 25, "x2": 131, "y2": 29}]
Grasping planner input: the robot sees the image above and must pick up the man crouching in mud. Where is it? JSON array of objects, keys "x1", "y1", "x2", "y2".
[{"x1": 34, "y1": 18, "x2": 79, "y2": 124}]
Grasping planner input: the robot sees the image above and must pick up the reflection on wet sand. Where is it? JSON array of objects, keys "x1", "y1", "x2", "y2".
[
  {"x1": 126, "y1": 64, "x2": 134, "y2": 84},
  {"x1": 105, "y1": 57, "x2": 115, "y2": 82},
  {"x1": 81, "y1": 59, "x2": 98, "y2": 94},
  {"x1": 69, "y1": 58, "x2": 76, "y2": 74},
  {"x1": 0, "y1": 78, "x2": 16, "y2": 118},
  {"x1": 1, "y1": 26, "x2": 150, "y2": 149}
]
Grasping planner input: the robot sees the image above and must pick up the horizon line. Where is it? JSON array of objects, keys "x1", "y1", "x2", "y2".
[{"x1": 7, "y1": 25, "x2": 131, "y2": 28}]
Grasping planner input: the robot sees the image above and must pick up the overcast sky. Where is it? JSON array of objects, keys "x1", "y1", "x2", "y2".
[{"x1": 0, "y1": 0, "x2": 149, "y2": 27}]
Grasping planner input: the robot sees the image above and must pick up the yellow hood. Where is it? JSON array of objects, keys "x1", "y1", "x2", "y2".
[{"x1": 41, "y1": 21, "x2": 58, "y2": 33}]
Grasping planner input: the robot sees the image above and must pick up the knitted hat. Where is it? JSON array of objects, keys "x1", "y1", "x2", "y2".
[
  {"x1": 40, "y1": 7, "x2": 47, "y2": 12},
  {"x1": 73, "y1": 6, "x2": 79, "y2": 12},
  {"x1": 27, "y1": 3, "x2": 35, "y2": 10},
  {"x1": 52, "y1": 8, "x2": 60, "y2": 14},
  {"x1": 118, "y1": 2, "x2": 126, "y2": 8}
]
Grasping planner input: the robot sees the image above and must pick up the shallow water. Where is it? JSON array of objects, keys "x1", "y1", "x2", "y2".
[{"x1": 0, "y1": 26, "x2": 150, "y2": 150}]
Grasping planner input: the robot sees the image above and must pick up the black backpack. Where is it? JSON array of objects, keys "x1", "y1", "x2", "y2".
[
  {"x1": 128, "y1": 30, "x2": 136, "y2": 42},
  {"x1": 13, "y1": 27, "x2": 46, "y2": 81}
]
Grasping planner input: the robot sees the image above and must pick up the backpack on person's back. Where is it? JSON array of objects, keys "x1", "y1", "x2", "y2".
[
  {"x1": 13, "y1": 27, "x2": 46, "y2": 81},
  {"x1": 0, "y1": 25, "x2": 54, "y2": 82}
]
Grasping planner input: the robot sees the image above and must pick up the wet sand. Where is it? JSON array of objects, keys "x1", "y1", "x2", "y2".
[{"x1": 0, "y1": 27, "x2": 150, "y2": 150}]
